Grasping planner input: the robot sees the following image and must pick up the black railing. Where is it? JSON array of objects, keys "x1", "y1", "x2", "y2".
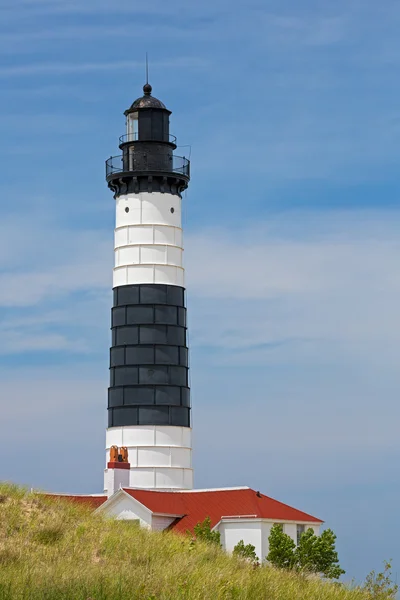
[
  {"x1": 106, "y1": 153, "x2": 190, "y2": 179},
  {"x1": 119, "y1": 133, "x2": 177, "y2": 145}
]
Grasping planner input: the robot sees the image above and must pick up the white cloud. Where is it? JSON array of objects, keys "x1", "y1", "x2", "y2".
[
  {"x1": 0, "y1": 24, "x2": 203, "y2": 48},
  {"x1": 0, "y1": 206, "x2": 112, "y2": 352},
  {"x1": 0, "y1": 58, "x2": 207, "y2": 78},
  {"x1": 186, "y1": 212, "x2": 400, "y2": 363}
]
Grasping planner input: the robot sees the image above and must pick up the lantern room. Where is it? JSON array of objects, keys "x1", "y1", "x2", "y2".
[{"x1": 123, "y1": 83, "x2": 174, "y2": 146}]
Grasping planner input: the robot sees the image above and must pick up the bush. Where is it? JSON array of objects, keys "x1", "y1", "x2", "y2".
[
  {"x1": 362, "y1": 560, "x2": 398, "y2": 599},
  {"x1": 267, "y1": 524, "x2": 296, "y2": 569},
  {"x1": 295, "y1": 528, "x2": 345, "y2": 579},
  {"x1": 233, "y1": 540, "x2": 259, "y2": 565},
  {"x1": 267, "y1": 524, "x2": 345, "y2": 579},
  {"x1": 192, "y1": 516, "x2": 221, "y2": 546}
]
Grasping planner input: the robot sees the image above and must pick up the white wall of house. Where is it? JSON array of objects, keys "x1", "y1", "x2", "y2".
[
  {"x1": 218, "y1": 519, "x2": 322, "y2": 562},
  {"x1": 100, "y1": 492, "x2": 152, "y2": 528},
  {"x1": 285, "y1": 523, "x2": 297, "y2": 543},
  {"x1": 218, "y1": 520, "x2": 263, "y2": 561},
  {"x1": 152, "y1": 515, "x2": 178, "y2": 531},
  {"x1": 261, "y1": 521, "x2": 274, "y2": 560}
]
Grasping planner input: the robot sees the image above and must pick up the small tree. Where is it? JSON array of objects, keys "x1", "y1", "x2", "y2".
[
  {"x1": 267, "y1": 525, "x2": 344, "y2": 579},
  {"x1": 362, "y1": 560, "x2": 398, "y2": 599},
  {"x1": 295, "y1": 528, "x2": 317, "y2": 572},
  {"x1": 312, "y1": 529, "x2": 345, "y2": 579},
  {"x1": 233, "y1": 540, "x2": 259, "y2": 564},
  {"x1": 266, "y1": 524, "x2": 296, "y2": 569},
  {"x1": 295, "y1": 528, "x2": 345, "y2": 579},
  {"x1": 193, "y1": 516, "x2": 221, "y2": 547}
]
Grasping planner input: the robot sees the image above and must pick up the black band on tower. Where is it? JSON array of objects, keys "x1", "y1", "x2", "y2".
[{"x1": 108, "y1": 284, "x2": 191, "y2": 428}]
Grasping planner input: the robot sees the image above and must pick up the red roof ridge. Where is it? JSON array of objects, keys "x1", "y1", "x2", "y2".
[
  {"x1": 221, "y1": 514, "x2": 258, "y2": 519},
  {"x1": 122, "y1": 486, "x2": 251, "y2": 494}
]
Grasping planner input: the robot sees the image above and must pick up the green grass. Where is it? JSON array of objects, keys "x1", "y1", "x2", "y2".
[{"x1": 0, "y1": 483, "x2": 378, "y2": 599}]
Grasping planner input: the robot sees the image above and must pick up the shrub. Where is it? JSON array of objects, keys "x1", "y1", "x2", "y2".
[
  {"x1": 295, "y1": 528, "x2": 345, "y2": 579},
  {"x1": 362, "y1": 560, "x2": 398, "y2": 599},
  {"x1": 267, "y1": 524, "x2": 296, "y2": 569},
  {"x1": 267, "y1": 524, "x2": 345, "y2": 579},
  {"x1": 193, "y1": 516, "x2": 221, "y2": 546},
  {"x1": 233, "y1": 540, "x2": 259, "y2": 564}
]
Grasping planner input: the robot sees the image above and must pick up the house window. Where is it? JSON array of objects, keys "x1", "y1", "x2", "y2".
[{"x1": 296, "y1": 524, "x2": 305, "y2": 545}]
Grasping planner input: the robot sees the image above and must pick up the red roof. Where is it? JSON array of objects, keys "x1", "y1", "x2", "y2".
[
  {"x1": 45, "y1": 494, "x2": 108, "y2": 509},
  {"x1": 123, "y1": 487, "x2": 323, "y2": 533}
]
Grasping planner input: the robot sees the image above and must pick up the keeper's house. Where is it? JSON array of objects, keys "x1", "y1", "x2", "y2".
[{"x1": 49, "y1": 484, "x2": 322, "y2": 561}]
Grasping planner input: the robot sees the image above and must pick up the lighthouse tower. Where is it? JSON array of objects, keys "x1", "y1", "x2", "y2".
[{"x1": 104, "y1": 83, "x2": 192, "y2": 491}]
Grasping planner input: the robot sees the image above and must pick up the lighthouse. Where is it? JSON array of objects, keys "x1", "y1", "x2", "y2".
[
  {"x1": 104, "y1": 83, "x2": 192, "y2": 491},
  {"x1": 43, "y1": 82, "x2": 324, "y2": 561}
]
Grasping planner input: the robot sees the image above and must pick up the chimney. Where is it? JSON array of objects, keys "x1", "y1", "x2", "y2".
[{"x1": 104, "y1": 445, "x2": 130, "y2": 497}]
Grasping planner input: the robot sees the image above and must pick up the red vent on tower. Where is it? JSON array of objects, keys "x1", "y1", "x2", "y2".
[{"x1": 108, "y1": 446, "x2": 130, "y2": 470}]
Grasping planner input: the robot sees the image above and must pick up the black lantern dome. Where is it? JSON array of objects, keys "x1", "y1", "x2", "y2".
[
  {"x1": 125, "y1": 84, "x2": 167, "y2": 114},
  {"x1": 106, "y1": 83, "x2": 190, "y2": 198}
]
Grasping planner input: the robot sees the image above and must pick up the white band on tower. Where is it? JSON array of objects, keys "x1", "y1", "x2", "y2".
[{"x1": 113, "y1": 192, "x2": 184, "y2": 288}]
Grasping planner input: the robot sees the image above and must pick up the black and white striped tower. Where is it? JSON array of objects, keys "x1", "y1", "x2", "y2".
[{"x1": 104, "y1": 83, "x2": 192, "y2": 490}]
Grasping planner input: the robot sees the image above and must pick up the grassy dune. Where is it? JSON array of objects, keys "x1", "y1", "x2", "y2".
[{"x1": 0, "y1": 483, "x2": 379, "y2": 599}]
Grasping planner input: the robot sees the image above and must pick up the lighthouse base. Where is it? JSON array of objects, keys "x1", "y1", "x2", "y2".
[{"x1": 104, "y1": 425, "x2": 193, "y2": 493}]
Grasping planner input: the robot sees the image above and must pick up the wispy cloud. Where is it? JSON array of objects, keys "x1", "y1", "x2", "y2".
[
  {"x1": 0, "y1": 57, "x2": 207, "y2": 78},
  {"x1": 0, "y1": 206, "x2": 111, "y2": 353},
  {"x1": 0, "y1": 24, "x2": 203, "y2": 47},
  {"x1": 0, "y1": 0, "x2": 214, "y2": 17},
  {"x1": 187, "y1": 211, "x2": 400, "y2": 358}
]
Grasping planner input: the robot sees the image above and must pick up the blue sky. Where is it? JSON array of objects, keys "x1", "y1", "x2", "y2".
[{"x1": 1, "y1": 0, "x2": 400, "y2": 584}]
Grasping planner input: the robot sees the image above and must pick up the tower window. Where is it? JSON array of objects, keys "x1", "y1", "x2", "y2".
[
  {"x1": 125, "y1": 207, "x2": 130, "y2": 213},
  {"x1": 170, "y1": 207, "x2": 175, "y2": 213},
  {"x1": 127, "y1": 112, "x2": 139, "y2": 141}
]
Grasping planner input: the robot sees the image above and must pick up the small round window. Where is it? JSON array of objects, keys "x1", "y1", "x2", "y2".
[
  {"x1": 125, "y1": 207, "x2": 130, "y2": 213},
  {"x1": 170, "y1": 207, "x2": 175, "y2": 214}
]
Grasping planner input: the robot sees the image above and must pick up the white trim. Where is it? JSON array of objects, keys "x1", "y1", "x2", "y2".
[
  {"x1": 106, "y1": 426, "x2": 193, "y2": 432},
  {"x1": 219, "y1": 517, "x2": 322, "y2": 525},
  {"x1": 152, "y1": 512, "x2": 184, "y2": 518},
  {"x1": 172, "y1": 486, "x2": 250, "y2": 494},
  {"x1": 95, "y1": 488, "x2": 153, "y2": 518},
  {"x1": 118, "y1": 467, "x2": 193, "y2": 472},
  {"x1": 260, "y1": 518, "x2": 323, "y2": 525},
  {"x1": 111, "y1": 486, "x2": 251, "y2": 494},
  {"x1": 113, "y1": 263, "x2": 185, "y2": 270},
  {"x1": 115, "y1": 243, "x2": 184, "y2": 251},
  {"x1": 213, "y1": 516, "x2": 322, "y2": 532},
  {"x1": 105, "y1": 446, "x2": 193, "y2": 451},
  {"x1": 115, "y1": 224, "x2": 183, "y2": 232},
  {"x1": 221, "y1": 514, "x2": 258, "y2": 519}
]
